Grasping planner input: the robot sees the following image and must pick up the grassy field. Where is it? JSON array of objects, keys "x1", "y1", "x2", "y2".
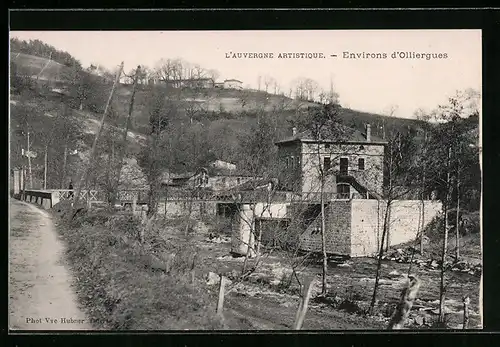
[{"x1": 11, "y1": 52, "x2": 73, "y2": 81}]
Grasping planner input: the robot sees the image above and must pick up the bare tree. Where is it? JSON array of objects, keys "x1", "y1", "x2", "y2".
[
  {"x1": 290, "y1": 77, "x2": 320, "y2": 102},
  {"x1": 295, "y1": 102, "x2": 351, "y2": 295},
  {"x1": 207, "y1": 69, "x2": 220, "y2": 83},
  {"x1": 193, "y1": 64, "x2": 206, "y2": 80},
  {"x1": 155, "y1": 58, "x2": 177, "y2": 85},
  {"x1": 263, "y1": 75, "x2": 274, "y2": 93},
  {"x1": 412, "y1": 89, "x2": 480, "y2": 325},
  {"x1": 72, "y1": 62, "x2": 123, "y2": 210},
  {"x1": 304, "y1": 79, "x2": 319, "y2": 102},
  {"x1": 137, "y1": 88, "x2": 176, "y2": 218},
  {"x1": 369, "y1": 128, "x2": 420, "y2": 314},
  {"x1": 273, "y1": 80, "x2": 280, "y2": 95},
  {"x1": 427, "y1": 92, "x2": 478, "y2": 324},
  {"x1": 110, "y1": 66, "x2": 142, "y2": 206}
]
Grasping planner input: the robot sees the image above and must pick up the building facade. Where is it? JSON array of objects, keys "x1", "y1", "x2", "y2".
[
  {"x1": 223, "y1": 79, "x2": 243, "y2": 90},
  {"x1": 275, "y1": 125, "x2": 386, "y2": 198}
]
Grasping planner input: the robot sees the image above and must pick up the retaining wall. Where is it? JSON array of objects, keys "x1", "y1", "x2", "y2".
[
  {"x1": 298, "y1": 199, "x2": 442, "y2": 257},
  {"x1": 298, "y1": 201, "x2": 352, "y2": 255},
  {"x1": 350, "y1": 199, "x2": 442, "y2": 257}
]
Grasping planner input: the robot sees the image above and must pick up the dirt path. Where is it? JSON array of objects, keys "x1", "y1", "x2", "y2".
[{"x1": 9, "y1": 199, "x2": 91, "y2": 330}]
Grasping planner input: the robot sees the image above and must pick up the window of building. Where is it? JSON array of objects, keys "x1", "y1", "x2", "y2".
[
  {"x1": 290, "y1": 156, "x2": 295, "y2": 168},
  {"x1": 323, "y1": 157, "x2": 331, "y2": 173},
  {"x1": 337, "y1": 184, "x2": 350, "y2": 199},
  {"x1": 325, "y1": 143, "x2": 330, "y2": 150},
  {"x1": 339, "y1": 157, "x2": 348, "y2": 176},
  {"x1": 358, "y1": 158, "x2": 365, "y2": 171}
]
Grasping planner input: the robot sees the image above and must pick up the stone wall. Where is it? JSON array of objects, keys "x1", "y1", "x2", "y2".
[
  {"x1": 229, "y1": 198, "x2": 442, "y2": 258},
  {"x1": 350, "y1": 199, "x2": 385, "y2": 256},
  {"x1": 387, "y1": 200, "x2": 442, "y2": 247},
  {"x1": 301, "y1": 142, "x2": 336, "y2": 194},
  {"x1": 350, "y1": 199, "x2": 442, "y2": 257},
  {"x1": 299, "y1": 201, "x2": 352, "y2": 255}
]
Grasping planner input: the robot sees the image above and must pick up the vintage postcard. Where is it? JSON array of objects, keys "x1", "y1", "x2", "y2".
[{"x1": 9, "y1": 29, "x2": 481, "y2": 331}]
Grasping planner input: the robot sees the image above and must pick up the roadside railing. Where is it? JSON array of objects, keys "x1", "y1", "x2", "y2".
[{"x1": 47, "y1": 189, "x2": 100, "y2": 202}]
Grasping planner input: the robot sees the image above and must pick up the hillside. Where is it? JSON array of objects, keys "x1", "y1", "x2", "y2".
[
  {"x1": 10, "y1": 51, "x2": 478, "y2": 189},
  {"x1": 9, "y1": 52, "x2": 428, "y2": 138},
  {"x1": 112, "y1": 85, "x2": 427, "y2": 140},
  {"x1": 10, "y1": 52, "x2": 75, "y2": 82}
]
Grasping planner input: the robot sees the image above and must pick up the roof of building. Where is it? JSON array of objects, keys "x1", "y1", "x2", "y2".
[
  {"x1": 224, "y1": 79, "x2": 243, "y2": 83},
  {"x1": 166, "y1": 78, "x2": 214, "y2": 82},
  {"x1": 230, "y1": 177, "x2": 277, "y2": 191},
  {"x1": 275, "y1": 124, "x2": 387, "y2": 145}
]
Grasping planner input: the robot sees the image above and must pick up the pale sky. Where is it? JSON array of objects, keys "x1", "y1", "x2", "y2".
[{"x1": 10, "y1": 30, "x2": 481, "y2": 118}]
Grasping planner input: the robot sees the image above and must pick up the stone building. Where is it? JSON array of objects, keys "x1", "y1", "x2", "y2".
[
  {"x1": 275, "y1": 124, "x2": 385, "y2": 198},
  {"x1": 223, "y1": 79, "x2": 243, "y2": 90},
  {"x1": 229, "y1": 123, "x2": 442, "y2": 258}
]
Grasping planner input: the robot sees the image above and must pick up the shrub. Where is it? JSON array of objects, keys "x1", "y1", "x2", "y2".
[
  {"x1": 105, "y1": 214, "x2": 142, "y2": 240},
  {"x1": 461, "y1": 211, "x2": 480, "y2": 235},
  {"x1": 56, "y1": 210, "x2": 223, "y2": 330}
]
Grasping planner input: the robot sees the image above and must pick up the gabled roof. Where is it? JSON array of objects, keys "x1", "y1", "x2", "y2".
[
  {"x1": 224, "y1": 79, "x2": 243, "y2": 83},
  {"x1": 230, "y1": 177, "x2": 278, "y2": 191},
  {"x1": 275, "y1": 124, "x2": 387, "y2": 145}
]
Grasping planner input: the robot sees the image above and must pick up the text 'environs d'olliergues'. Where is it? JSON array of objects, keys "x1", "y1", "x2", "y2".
[{"x1": 224, "y1": 51, "x2": 449, "y2": 60}]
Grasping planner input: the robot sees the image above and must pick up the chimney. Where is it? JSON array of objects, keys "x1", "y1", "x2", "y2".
[
  {"x1": 366, "y1": 124, "x2": 371, "y2": 142},
  {"x1": 292, "y1": 127, "x2": 297, "y2": 136}
]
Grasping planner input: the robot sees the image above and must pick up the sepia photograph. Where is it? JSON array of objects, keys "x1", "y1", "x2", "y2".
[{"x1": 8, "y1": 29, "x2": 482, "y2": 331}]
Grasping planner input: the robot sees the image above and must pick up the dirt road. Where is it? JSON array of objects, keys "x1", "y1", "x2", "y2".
[{"x1": 9, "y1": 199, "x2": 91, "y2": 330}]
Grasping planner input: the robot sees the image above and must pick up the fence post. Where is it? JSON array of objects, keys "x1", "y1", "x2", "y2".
[
  {"x1": 217, "y1": 275, "x2": 227, "y2": 316},
  {"x1": 132, "y1": 195, "x2": 138, "y2": 216},
  {"x1": 294, "y1": 276, "x2": 315, "y2": 330},
  {"x1": 463, "y1": 295, "x2": 470, "y2": 329},
  {"x1": 387, "y1": 276, "x2": 421, "y2": 330}
]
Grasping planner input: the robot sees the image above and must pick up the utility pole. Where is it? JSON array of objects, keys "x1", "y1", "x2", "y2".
[
  {"x1": 72, "y1": 61, "x2": 124, "y2": 209},
  {"x1": 43, "y1": 146, "x2": 48, "y2": 189},
  {"x1": 44, "y1": 102, "x2": 66, "y2": 190},
  {"x1": 27, "y1": 130, "x2": 33, "y2": 189},
  {"x1": 455, "y1": 145, "x2": 461, "y2": 261},
  {"x1": 61, "y1": 133, "x2": 70, "y2": 189},
  {"x1": 37, "y1": 52, "x2": 52, "y2": 81},
  {"x1": 111, "y1": 65, "x2": 141, "y2": 206},
  {"x1": 420, "y1": 130, "x2": 427, "y2": 255}
]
